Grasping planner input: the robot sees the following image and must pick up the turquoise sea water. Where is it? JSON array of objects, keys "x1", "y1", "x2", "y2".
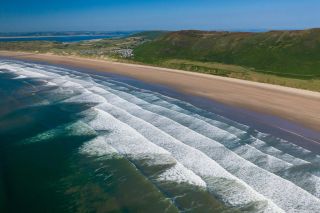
[
  {"x1": 0, "y1": 33, "x2": 131, "y2": 42},
  {"x1": 0, "y1": 59, "x2": 320, "y2": 213}
]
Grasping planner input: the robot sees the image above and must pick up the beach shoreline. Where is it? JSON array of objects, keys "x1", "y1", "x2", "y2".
[{"x1": 0, "y1": 51, "x2": 319, "y2": 137}]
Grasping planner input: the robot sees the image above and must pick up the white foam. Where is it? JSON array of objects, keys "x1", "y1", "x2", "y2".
[
  {"x1": 103, "y1": 80, "x2": 314, "y2": 166},
  {"x1": 13, "y1": 74, "x2": 27, "y2": 79},
  {"x1": 24, "y1": 121, "x2": 96, "y2": 144},
  {"x1": 42, "y1": 81, "x2": 278, "y2": 209},
  {"x1": 1, "y1": 62, "x2": 207, "y2": 189},
  {"x1": 158, "y1": 163, "x2": 206, "y2": 188},
  {"x1": 80, "y1": 136, "x2": 119, "y2": 158},
  {"x1": 250, "y1": 139, "x2": 310, "y2": 166},
  {"x1": 93, "y1": 86, "x2": 320, "y2": 212},
  {"x1": 83, "y1": 108, "x2": 206, "y2": 188},
  {"x1": 0, "y1": 64, "x2": 49, "y2": 78},
  {"x1": 94, "y1": 102, "x2": 280, "y2": 209},
  {"x1": 63, "y1": 91, "x2": 106, "y2": 104},
  {"x1": 102, "y1": 80, "x2": 319, "y2": 162},
  {"x1": 99, "y1": 83, "x2": 314, "y2": 174}
]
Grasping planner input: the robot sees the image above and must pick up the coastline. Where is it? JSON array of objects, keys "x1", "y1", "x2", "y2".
[
  {"x1": 0, "y1": 51, "x2": 319, "y2": 136},
  {"x1": 0, "y1": 34, "x2": 112, "y2": 39}
]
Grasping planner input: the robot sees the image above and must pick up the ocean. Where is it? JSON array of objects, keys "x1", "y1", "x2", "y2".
[
  {"x1": 0, "y1": 34, "x2": 129, "y2": 43},
  {"x1": 0, "y1": 59, "x2": 320, "y2": 213}
]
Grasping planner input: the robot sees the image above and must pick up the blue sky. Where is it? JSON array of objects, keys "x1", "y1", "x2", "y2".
[{"x1": 1, "y1": 0, "x2": 319, "y2": 32}]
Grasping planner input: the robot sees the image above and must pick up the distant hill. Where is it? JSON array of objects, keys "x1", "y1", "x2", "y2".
[
  {"x1": 133, "y1": 29, "x2": 320, "y2": 78},
  {"x1": 129, "y1": 31, "x2": 169, "y2": 40}
]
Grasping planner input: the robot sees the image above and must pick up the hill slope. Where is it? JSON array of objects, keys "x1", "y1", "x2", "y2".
[{"x1": 133, "y1": 29, "x2": 320, "y2": 78}]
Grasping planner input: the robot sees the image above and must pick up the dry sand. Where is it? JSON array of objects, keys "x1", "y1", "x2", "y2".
[{"x1": 1, "y1": 51, "x2": 320, "y2": 133}]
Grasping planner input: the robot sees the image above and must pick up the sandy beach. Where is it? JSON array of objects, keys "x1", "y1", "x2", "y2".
[{"x1": 1, "y1": 51, "x2": 320, "y2": 134}]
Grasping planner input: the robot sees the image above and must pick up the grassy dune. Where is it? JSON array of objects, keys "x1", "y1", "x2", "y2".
[{"x1": 159, "y1": 59, "x2": 320, "y2": 91}]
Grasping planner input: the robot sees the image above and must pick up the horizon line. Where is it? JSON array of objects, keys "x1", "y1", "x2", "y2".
[{"x1": 1, "y1": 27, "x2": 320, "y2": 34}]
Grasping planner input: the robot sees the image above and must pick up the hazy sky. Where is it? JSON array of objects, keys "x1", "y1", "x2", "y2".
[{"x1": 1, "y1": 0, "x2": 319, "y2": 32}]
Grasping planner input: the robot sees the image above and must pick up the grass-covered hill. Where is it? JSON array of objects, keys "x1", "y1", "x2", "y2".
[{"x1": 133, "y1": 29, "x2": 320, "y2": 79}]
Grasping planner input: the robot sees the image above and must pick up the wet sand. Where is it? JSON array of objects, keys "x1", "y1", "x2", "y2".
[{"x1": 1, "y1": 51, "x2": 319, "y2": 136}]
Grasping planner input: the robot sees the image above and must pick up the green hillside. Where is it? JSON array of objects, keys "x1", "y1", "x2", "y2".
[{"x1": 133, "y1": 29, "x2": 320, "y2": 79}]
